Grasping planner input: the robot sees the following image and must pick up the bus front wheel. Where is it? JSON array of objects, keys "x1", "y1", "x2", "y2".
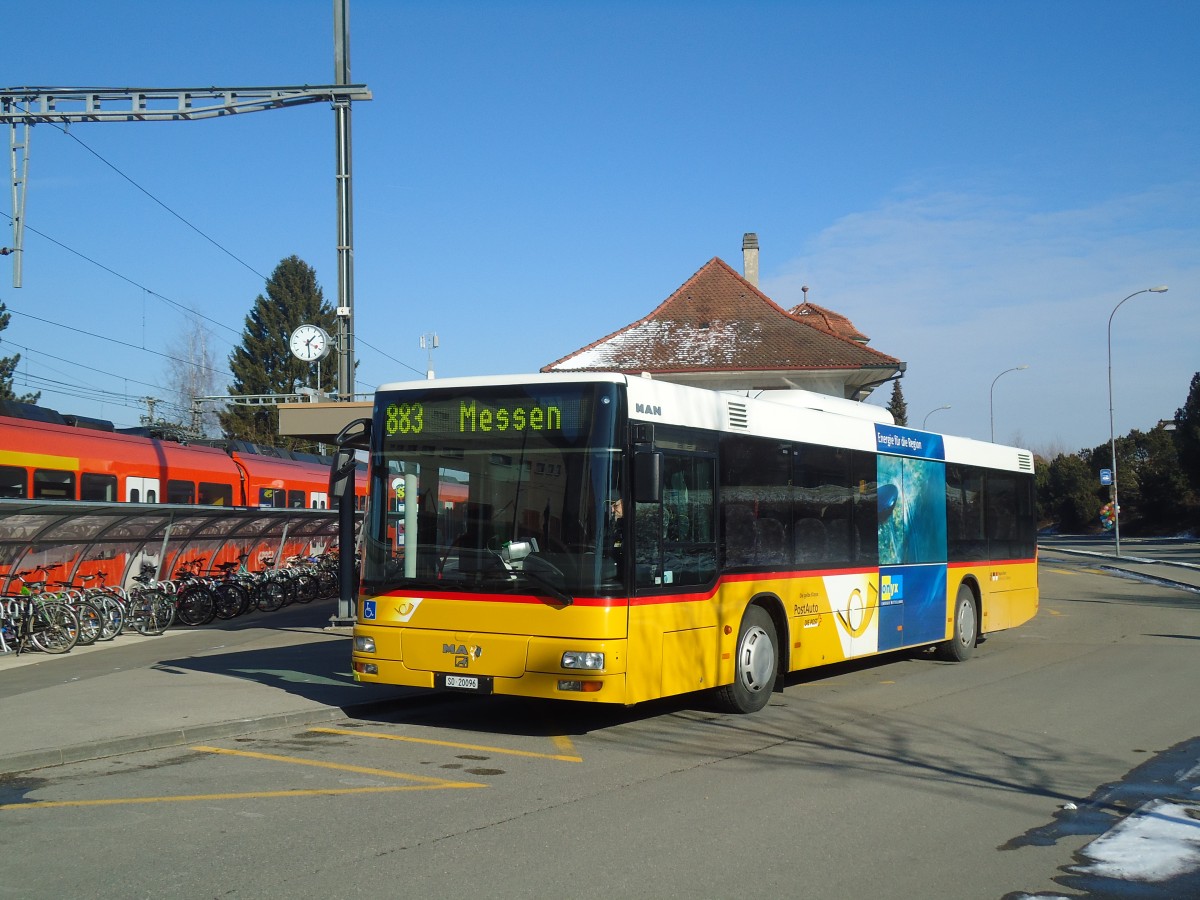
[
  {"x1": 715, "y1": 605, "x2": 778, "y2": 714},
  {"x1": 936, "y1": 584, "x2": 978, "y2": 662}
]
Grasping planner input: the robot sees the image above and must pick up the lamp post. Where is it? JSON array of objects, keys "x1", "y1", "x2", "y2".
[
  {"x1": 989, "y1": 365, "x2": 1028, "y2": 442},
  {"x1": 922, "y1": 405, "x2": 951, "y2": 430},
  {"x1": 1107, "y1": 286, "x2": 1169, "y2": 556}
]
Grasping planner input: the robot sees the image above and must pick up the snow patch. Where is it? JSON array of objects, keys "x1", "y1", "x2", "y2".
[{"x1": 1073, "y1": 800, "x2": 1200, "y2": 882}]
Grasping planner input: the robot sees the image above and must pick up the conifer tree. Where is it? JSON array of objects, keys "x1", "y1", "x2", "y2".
[
  {"x1": 886, "y1": 380, "x2": 908, "y2": 427},
  {"x1": 0, "y1": 300, "x2": 39, "y2": 403},
  {"x1": 220, "y1": 256, "x2": 337, "y2": 449},
  {"x1": 1175, "y1": 371, "x2": 1200, "y2": 494}
]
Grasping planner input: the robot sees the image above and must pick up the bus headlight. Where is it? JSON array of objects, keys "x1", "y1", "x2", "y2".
[
  {"x1": 561, "y1": 651, "x2": 604, "y2": 670},
  {"x1": 354, "y1": 636, "x2": 376, "y2": 653}
]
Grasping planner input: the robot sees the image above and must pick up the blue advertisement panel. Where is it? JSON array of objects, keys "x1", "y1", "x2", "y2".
[
  {"x1": 874, "y1": 430, "x2": 949, "y2": 652},
  {"x1": 877, "y1": 564, "x2": 948, "y2": 650},
  {"x1": 878, "y1": 455, "x2": 947, "y2": 566}
]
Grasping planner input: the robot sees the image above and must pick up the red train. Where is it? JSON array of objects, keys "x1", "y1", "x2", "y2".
[{"x1": 0, "y1": 401, "x2": 365, "y2": 509}]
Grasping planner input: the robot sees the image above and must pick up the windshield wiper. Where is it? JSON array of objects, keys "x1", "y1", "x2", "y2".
[{"x1": 517, "y1": 556, "x2": 574, "y2": 606}]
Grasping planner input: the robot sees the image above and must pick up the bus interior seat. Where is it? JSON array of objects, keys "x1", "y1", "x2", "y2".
[
  {"x1": 754, "y1": 517, "x2": 787, "y2": 564},
  {"x1": 793, "y1": 517, "x2": 827, "y2": 563},
  {"x1": 722, "y1": 503, "x2": 757, "y2": 566}
]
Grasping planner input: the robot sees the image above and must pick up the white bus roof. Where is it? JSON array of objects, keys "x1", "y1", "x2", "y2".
[{"x1": 375, "y1": 372, "x2": 1034, "y2": 473}]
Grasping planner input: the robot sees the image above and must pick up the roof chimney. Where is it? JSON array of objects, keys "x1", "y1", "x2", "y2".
[{"x1": 742, "y1": 233, "x2": 759, "y2": 287}]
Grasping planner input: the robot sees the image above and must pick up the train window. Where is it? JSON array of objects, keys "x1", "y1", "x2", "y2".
[
  {"x1": 167, "y1": 480, "x2": 195, "y2": 504},
  {"x1": 0, "y1": 465, "x2": 26, "y2": 498},
  {"x1": 199, "y1": 482, "x2": 234, "y2": 506},
  {"x1": 259, "y1": 487, "x2": 283, "y2": 507},
  {"x1": 80, "y1": 473, "x2": 118, "y2": 502},
  {"x1": 288, "y1": 489, "x2": 305, "y2": 508},
  {"x1": 33, "y1": 469, "x2": 75, "y2": 500}
]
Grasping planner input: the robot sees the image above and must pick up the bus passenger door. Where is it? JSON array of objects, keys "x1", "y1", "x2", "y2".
[{"x1": 126, "y1": 477, "x2": 160, "y2": 503}]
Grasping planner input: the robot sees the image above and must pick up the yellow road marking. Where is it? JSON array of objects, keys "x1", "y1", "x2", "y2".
[
  {"x1": 1, "y1": 785, "x2": 465, "y2": 811},
  {"x1": 192, "y1": 745, "x2": 487, "y2": 785},
  {"x1": 310, "y1": 727, "x2": 583, "y2": 763},
  {"x1": 551, "y1": 734, "x2": 577, "y2": 757},
  {"x1": 1, "y1": 742, "x2": 488, "y2": 812}
]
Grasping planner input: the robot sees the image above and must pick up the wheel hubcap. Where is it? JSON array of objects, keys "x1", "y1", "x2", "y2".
[
  {"x1": 958, "y1": 598, "x2": 977, "y2": 646},
  {"x1": 738, "y1": 625, "x2": 773, "y2": 692}
]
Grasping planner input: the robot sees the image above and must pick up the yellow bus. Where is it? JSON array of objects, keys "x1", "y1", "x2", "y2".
[{"x1": 345, "y1": 373, "x2": 1037, "y2": 713}]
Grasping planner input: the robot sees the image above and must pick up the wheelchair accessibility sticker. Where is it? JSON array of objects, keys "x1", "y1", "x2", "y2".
[{"x1": 363, "y1": 600, "x2": 376, "y2": 620}]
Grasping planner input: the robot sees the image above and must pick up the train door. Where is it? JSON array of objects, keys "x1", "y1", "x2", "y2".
[
  {"x1": 126, "y1": 477, "x2": 160, "y2": 503},
  {"x1": 310, "y1": 491, "x2": 329, "y2": 509}
]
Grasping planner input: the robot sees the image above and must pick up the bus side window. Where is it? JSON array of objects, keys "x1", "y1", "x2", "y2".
[
  {"x1": 0, "y1": 465, "x2": 27, "y2": 498},
  {"x1": 649, "y1": 453, "x2": 716, "y2": 587}
]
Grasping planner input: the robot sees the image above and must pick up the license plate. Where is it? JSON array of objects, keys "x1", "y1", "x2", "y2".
[{"x1": 437, "y1": 673, "x2": 493, "y2": 693}]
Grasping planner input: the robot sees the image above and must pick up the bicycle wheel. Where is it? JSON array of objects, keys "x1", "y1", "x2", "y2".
[
  {"x1": 30, "y1": 602, "x2": 79, "y2": 654},
  {"x1": 176, "y1": 585, "x2": 217, "y2": 626},
  {"x1": 293, "y1": 572, "x2": 318, "y2": 604},
  {"x1": 213, "y1": 582, "x2": 248, "y2": 620},
  {"x1": 73, "y1": 600, "x2": 104, "y2": 646},
  {"x1": 254, "y1": 579, "x2": 286, "y2": 612},
  {"x1": 128, "y1": 588, "x2": 164, "y2": 635},
  {"x1": 97, "y1": 594, "x2": 124, "y2": 640}
]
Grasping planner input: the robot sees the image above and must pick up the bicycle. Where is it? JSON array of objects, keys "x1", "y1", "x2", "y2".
[{"x1": 0, "y1": 593, "x2": 80, "y2": 655}]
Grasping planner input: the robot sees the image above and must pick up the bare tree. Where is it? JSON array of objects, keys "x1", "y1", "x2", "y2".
[{"x1": 164, "y1": 313, "x2": 225, "y2": 438}]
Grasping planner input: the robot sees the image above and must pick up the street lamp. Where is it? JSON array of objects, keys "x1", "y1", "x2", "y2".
[
  {"x1": 1107, "y1": 286, "x2": 1169, "y2": 556},
  {"x1": 922, "y1": 405, "x2": 951, "y2": 430},
  {"x1": 989, "y1": 365, "x2": 1028, "y2": 442}
]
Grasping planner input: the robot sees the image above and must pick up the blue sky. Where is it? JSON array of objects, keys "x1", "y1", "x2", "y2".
[{"x1": 2, "y1": 0, "x2": 1196, "y2": 455}]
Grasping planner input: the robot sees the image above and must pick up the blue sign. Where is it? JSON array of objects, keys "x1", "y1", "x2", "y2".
[
  {"x1": 875, "y1": 424, "x2": 945, "y2": 461},
  {"x1": 1100, "y1": 468, "x2": 1113, "y2": 486},
  {"x1": 363, "y1": 599, "x2": 376, "y2": 620}
]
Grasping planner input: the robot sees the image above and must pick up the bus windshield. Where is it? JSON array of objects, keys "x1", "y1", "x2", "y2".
[{"x1": 360, "y1": 381, "x2": 625, "y2": 599}]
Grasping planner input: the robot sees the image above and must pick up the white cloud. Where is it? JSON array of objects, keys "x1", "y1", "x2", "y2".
[{"x1": 763, "y1": 183, "x2": 1200, "y2": 453}]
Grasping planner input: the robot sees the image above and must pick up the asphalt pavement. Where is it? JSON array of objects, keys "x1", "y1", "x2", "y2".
[
  {"x1": 0, "y1": 599, "x2": 417, "y2": 775},
  {"x1": 2, "y1": 535, "x2": 1197, "y2": 777}
]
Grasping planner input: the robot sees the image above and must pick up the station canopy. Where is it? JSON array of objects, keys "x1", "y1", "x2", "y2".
[{"x1": 0, "y1": 500, "x2": 344, "y2": 591}]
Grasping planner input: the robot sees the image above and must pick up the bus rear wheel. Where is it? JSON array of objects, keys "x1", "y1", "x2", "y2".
[
  {"x1": 715, "y1": 605, "x2": 778, "y2": 714},
  {"x1": 936, "y1": 584, "x2": 978, "y2": 662}
]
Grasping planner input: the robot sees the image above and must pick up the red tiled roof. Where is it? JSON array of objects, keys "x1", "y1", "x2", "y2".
[
  {"x1": 542, "y1": 257, "x2": 901, "y2": 374},
  {"x1": 787, "y1": 301, "x2": 870, "y2": 344}
]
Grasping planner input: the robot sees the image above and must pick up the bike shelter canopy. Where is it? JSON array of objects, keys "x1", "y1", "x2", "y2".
[{"x1": 0, "y1": 500, "x2": 341, "y2": 592}]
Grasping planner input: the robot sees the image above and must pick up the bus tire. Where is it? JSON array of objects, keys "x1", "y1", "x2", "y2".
[
  {"x1": 715, "y1": 605, "x2": 777, "y2": 714},
  {"x1": 936, "y1": 584, "x2": 978, "y2": 662}
]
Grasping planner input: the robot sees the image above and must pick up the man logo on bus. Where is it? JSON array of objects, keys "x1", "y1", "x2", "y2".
[{"x1": 881, "y1": 574, "x2": 904, "y2": 602}]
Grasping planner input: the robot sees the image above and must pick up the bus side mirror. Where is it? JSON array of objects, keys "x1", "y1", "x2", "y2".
[
  {"x1": 633, "y1": 450, "x2": 662, "y2": 504},
  {"x1": 330, "y1": 417, "x2": 371, "y2": 499},
  {"x1": 329, "y1": 448, "x2": 358, "y2": 499}
]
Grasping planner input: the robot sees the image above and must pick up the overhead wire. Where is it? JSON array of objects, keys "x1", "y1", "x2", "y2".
[
  {"x1": 0, "y1": 122, "x2": 428, "y2": 396},
  {"x1": 48, "y1": 113, "x2": 271, "y2": 284}
]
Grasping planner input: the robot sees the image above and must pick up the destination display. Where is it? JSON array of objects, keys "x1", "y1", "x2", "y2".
[{"x1": 380, "y1": 389, "x2": 596, "y2": 438}]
